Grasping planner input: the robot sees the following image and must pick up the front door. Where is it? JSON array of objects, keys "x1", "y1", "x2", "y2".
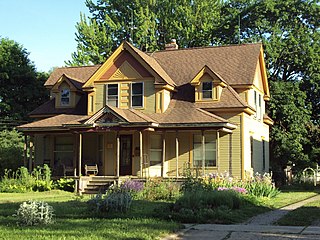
[{"x1": 120, "y1": 135, "x2": 132, "y2": 175}]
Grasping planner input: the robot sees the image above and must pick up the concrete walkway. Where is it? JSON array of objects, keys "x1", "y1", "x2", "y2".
[{"x1": 162, "y1": 194, "x2": 320, "y2": 240}]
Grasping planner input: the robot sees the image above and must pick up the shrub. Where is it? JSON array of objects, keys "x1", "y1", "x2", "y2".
[
  {"x1": 181, "y1": 172, "x2": 279, "y2": 198},
  {"x1": 120, "y1": 179, "x2": 144, "y2": 199},
  {"x1": 55, "y1": 178, "x2": 75, "y2": 192},
  {"x1": 172, "y1": 190, "x2": 243, "y2": 223},
  {"x1": 0, "y1": 165, "x2": 53, "y2": 193},
  {"x1": 14, "y1": 200, "x2": 54, "y2": 226},
  {"x1": 88, "y1": 188, "x2": 132, "y2": 214},
  {"x1": 142, "y1": 178, "x2": 180, "y2": 201}
]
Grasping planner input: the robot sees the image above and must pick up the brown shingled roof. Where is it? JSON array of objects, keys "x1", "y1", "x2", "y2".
[
  {"x1": 29, "y1": 95, "x2": 88, "y2": 117},
  {"x1": 18, "y1": 114, "x2": 90, "y2": 130},
  {"x1": 151, "y1": 43, "x2": 262, "y2": 86},
  {"x1": 45, "y1": 65, "x2": 101, "y2": 87}
]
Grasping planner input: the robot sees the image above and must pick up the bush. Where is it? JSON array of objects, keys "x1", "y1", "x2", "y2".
[
  {"x1": 55, "y1": 178, "x2": 75, "y2": 192},
  {"x1": 172, "y1": 190, "x2": 243, "y2": 223},
  {"x1": 88, "y1": 187, "x2": 132, "y2": 214},
  {"x1": 0, "y1": 165, "x2": 53, "y2": 193},
  {"x1": 14, "y1": 200, "x2": 54, "y2": 226},
  {"x1": 0, "y1": 130, "x2": 24, "y2": 176},
  {"x1": 142, "y1": 178, "x2": 180, "y2": 201},
  {"x1": 181, "y1": 172, "x2": 280, "y2": 198},
  {"x1": 120, "y1": 179, "x2": 144, "y2": 199}
]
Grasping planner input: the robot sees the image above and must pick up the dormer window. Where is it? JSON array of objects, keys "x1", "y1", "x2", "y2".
[
  {"x1": 202, "y1": 82, "x2": 213, "y2": 99},
  {"x1": 61, "y1": 88, "x2": 70, "y2": 106}
]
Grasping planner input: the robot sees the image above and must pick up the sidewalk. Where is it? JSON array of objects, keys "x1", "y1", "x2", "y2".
[
  {"x1": 162, "y1": 194, "x2": 320, "y2": 240},
  {"x1": 163, "y1": 224, "x2": 320, "y2": 240}
]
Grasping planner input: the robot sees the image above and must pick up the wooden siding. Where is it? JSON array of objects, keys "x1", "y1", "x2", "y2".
[
  {"x1": 142, "y1": 80, "x2": 156, "y2": 113},
  {"x1": 105, "y1": 132, "x2": 116, "y2": 175},
  {"x1": 95, "y1": 84, "x2": 105, "y2": 111},
  {"x1": 218, "y1": 132, "x2": 230, "y2": 173}
]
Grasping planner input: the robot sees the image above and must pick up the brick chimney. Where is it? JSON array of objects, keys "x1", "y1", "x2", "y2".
[{"x1": 165, "y1": 39, "x2": 178, "y2": 50}]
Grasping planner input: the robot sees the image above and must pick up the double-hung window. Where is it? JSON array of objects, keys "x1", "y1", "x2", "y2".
[
  {"x1": 106, "y1": 84, "x2": 119, "y2": 107},
  {"x1": 193, "y1": 133, "x2": 217, "y2": 167},
  {"x1": 202, "y1": 82, "x2": 213, "y2": 99},
  {"x1": 150, "y1": 134, "x2": 162, "y2": 165},
  {"x1": 131, "y1": 82, "x2": 143, "y2": 108},
  {"x1": 61, "y1": 88, "x2": 70, "y2": 106}
]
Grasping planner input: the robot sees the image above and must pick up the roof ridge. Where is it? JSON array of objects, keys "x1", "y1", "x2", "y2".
[
  {"x1": 226, "y1": 86, "x2": 249, "y2": 107},
  {"x1": 196, "y1": 108, "x2": 228, "y2": 122},
  {"x1": 54, "y1": 64, "x2": 102, "y2": 70},
  {"x1": 150, "y1": 42, "x2": 262, "y2": 54},
  {"x1": 129, "y1": 109, "x2": 157, "y2": 123}
]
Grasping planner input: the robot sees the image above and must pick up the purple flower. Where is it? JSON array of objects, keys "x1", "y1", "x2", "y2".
[{"x1": 121, "y1": 180, "x2": 144, "y2": 192}]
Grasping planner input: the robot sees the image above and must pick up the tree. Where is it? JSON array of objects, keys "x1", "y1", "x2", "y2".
[
  {"x1": 0, "y1": 129, "x2": 24, "y2": 175},
  {"x1": 68, "y1": 0, "x2": 222, "y2": 65},
  {"x1": 268, "y1": 81, "x2": 311, "y2": 171},
  {"x1": 0, "y1": 37, "x2": 48, "y2": 126}
]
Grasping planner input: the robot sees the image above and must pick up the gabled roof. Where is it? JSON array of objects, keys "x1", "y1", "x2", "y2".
[
  {"x1": 190, "y1": 65, "x2": 227, "y2": 86},
  {"x1": 44, "y1": 65, "x2": 101, "y2": 87},
  {"x1": 18, "y1": 114, "x2": 90, "y2": 130},
  {"x1": 151, "y1": 43, "x2": 262, "y2": 87},
  {"x1": 29, "y1": 95, "x2": 88, "y2": 117},
  {"x1": 83, "y1": 41, "x2": 176, "y2": 88}
]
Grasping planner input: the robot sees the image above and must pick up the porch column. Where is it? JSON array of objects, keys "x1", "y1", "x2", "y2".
[
  {"x1": 175, "y1": 131, "x2": 179, "y2": 177},
  {"x1": 116, "y1": 133, "x2": 120, "y2": 177},
  {"x1": 78, "y1": 133, "x2": 82, "y2": 177},
  {"x1": 202, "y1": 130, "x2": 205, "y2": 175},
  {"x1": 23, "y1": 135, "x2": 27, "y2": 168},
  {"x1": 139, "y1": 131, "x2": 143, "y2": 178},
  {"x1": 229, "y1": 133, "x2": 232, "y2": 176},
  {"x1": 29, "y1": 136, "x2": 34, "y2": 172},
  {"x1": 162, "y1": 131, "x2": 166, "y2": 177}
]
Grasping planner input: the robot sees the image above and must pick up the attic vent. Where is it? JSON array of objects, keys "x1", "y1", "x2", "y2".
[{"x1": 165, "y1": 39, "x2": 178, "y2": 50}]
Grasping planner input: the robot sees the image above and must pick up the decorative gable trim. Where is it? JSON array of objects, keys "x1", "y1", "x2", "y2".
[
  {"x1": 83, "y1": 41, "x2": 176, "y2": 89},
  {"x1": 85, "y1": 106, "x2": 127, "y2": 125},
  {"x1": 51, "y1": 74, "x2": 80, "y2": 93},
  {"x1": 258, "y1": 46, "x2": 270, "y2": 100},
  {"x1": 110, "y1": 60, "x2": 142, "y2": 80},
  {"x1": 190, "y1": 65, "x2": 227, "y2": 87}
]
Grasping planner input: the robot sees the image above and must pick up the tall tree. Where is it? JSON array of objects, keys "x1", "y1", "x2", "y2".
[
  {"x1": 0, "y1": 38, "x2": 48, "y2": 126},
  {"x1": 68, "y1": 0, "x2": 222, "y2": 65}
]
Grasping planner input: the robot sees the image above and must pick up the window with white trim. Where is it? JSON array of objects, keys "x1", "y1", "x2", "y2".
[
  {"x1": 150, "y1": 134, "x2": 162, "y2": 165},
  {"x1": 193, "y1": 133, "x2": 217, "y2": 167},
  {"x1": 61, "y1": 88, "x2": 70, "y2": 106},
  {"x1": 131, "y1": 82, "x2": 143, "y2": 108},
  {"x1": 106, "y1": 84, "x2": 119, "y2": 107}
]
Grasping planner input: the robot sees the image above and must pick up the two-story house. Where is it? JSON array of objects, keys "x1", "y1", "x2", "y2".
[{"x1": 18, "y1": 41, "x2": 272, "y2": 189}]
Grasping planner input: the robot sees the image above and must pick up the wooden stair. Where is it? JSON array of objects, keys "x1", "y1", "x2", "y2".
[{"x1": 82, "y1": 177, "x2": 116, "y2": 194}]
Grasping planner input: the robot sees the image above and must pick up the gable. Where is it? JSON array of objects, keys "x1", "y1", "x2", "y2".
[
  {"x1": 98, "y1": 50, "x2": 152, "y2": 82},
  {"x1": 253, "y1": 49, "x2": 270, "y2": 99}
]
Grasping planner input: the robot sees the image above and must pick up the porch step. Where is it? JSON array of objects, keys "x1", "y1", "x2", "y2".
[{"x1": 82, "y1": 177, "x2": 116, "y2": 194}]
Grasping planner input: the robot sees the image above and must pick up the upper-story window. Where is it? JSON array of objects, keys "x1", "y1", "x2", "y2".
[
  {"x1": 60, "y1": 88, "x2": 70, "y2": 106},
  {"x1": 202, "y1": 82, "x2": 213, "y2": 99},
  {"x1": 106, "y1": 84, "x2": 119, "y2": 107},
  {"x1": 131, "y1": 82, "x2": 143, "y2": 108}
]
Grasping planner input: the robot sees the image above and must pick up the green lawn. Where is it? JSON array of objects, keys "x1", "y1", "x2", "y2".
[
  {"x1": 0, "y1": 190, "x2": 180, "y2": 240},
  {"x1": 276, "y1": 199, "x2": 320, "y2": 226},
  {"x1": 0, "y1": 189, "x2": 318, "y2": 239}
]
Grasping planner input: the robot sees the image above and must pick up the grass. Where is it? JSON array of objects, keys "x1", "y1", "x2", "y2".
[
  {"x1": 0, "y1": 190, "x2": 180, "y2": 240},
  {"x1": 0, "y1": 189, "x2": 318, "y2": 239},
  {"x1": 276, "y1": 199, "x2": 320, "y2": 226}
]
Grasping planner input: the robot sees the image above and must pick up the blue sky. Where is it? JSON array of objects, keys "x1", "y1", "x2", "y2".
[{"x1": 0, "y1": 0, "x2": 89, "y2": 72}]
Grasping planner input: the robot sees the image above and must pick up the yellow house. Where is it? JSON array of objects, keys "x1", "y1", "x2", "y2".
[{"x1": 18, "y1": 41, "x2": 272, "y2": 192}]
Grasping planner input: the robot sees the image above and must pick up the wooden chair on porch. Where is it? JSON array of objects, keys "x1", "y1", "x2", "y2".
[{"x1": 85, "y1": 164, "x2": 98, "y2": 176}]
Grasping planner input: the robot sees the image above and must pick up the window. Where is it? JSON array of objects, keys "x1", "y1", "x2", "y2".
[
  {"x1": 90, "y1": 95, "x2": 94, "y2": 112},
  {"x1": 106, "y1": 84, "x2": 118, "y2": 107},
  {"x1": 131, "y1": 82, "x2": 143, "y2": 108},
  {"x1": 150, "y1": 134, "x2": 162, "y2": 165},
  {"x1": 193, "y1": 133, "x2": 216, "y2": 167},
  {"x1": 54, "y1": 136, "x2": 74, "y2": 168},
  {"x1": 202, "y1": 82, "x2": 212, "y2": 99},
  {"x1": 61, "y1": 88, "x2": 70, "y2": 106}
]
